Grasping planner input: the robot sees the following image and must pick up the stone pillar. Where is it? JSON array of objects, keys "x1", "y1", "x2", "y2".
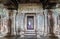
[
  {"x1": 20, "y1": 13, "x2": 25, "y2": 38},
  {"x1": 7, "y1": 10, "x2": 13, "y2": 36},
  {"x1": 48, "y1": 9, "x2": 56, "y2": 37}
]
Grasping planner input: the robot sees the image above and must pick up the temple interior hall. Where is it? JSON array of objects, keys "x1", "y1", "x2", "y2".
[{"x1": 0, "y1": 0, "x2": 60, "y2": 39}]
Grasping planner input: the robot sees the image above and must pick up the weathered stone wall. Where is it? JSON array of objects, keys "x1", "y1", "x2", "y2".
[
  {"x1": 0, "y1": 3, "x2": 60, "y2": 38},
  {"x1": 18, "y1": 3, "x2": 47, "y2": 37}
]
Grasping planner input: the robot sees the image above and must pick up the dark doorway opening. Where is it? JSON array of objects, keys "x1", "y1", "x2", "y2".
[{"x1": 27, "y1": 16, "x2": 34, "y2": 30}]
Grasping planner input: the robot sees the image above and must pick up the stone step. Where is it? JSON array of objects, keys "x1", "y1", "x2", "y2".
[
  {"x1": 24, "y1": 31, "x2": 37, "y2": 36},
  {"x1": 24, "y1": 35, "x2": 37, "y2": 38},
  {"x1": 24, "y1": 32, "x2": 36, "y2": 34},
  {"x1": 24, "y1": 34, "x2": 36, "y2": 35},
  {"x1": 24, "y1": 31, "x2": 36, "y2": 33}
]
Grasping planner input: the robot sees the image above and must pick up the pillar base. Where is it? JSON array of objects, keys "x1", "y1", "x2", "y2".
[
  {"x1": 20, "y1": 31, "x2": 24, "y2": 38},
  {"x1": 20, "y1": 35, "x2": 24, "y2": 38},
  {"x1": 48, "y1": 33, "x2": 58, "y2": 38},
  {"x1": 37, "y1": 35, "x2": 40, "y2": 38},
  {"x1": 5, "y1": 32, "x2": 11, "y2": 37}
]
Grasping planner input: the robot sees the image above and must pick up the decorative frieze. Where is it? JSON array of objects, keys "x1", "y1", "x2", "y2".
[{"x1": 18, "y1": 4, "x2": 43, "y2": 13}]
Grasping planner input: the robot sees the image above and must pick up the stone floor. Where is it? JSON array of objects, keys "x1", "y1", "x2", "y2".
[{"x1": 0, "y1": 36, "x2": 59, "y2": 39}]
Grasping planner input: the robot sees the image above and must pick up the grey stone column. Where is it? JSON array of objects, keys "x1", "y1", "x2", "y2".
[
  {"x1": 7, "y1": 10, "x2": 13, "y2": 36},
  {"x1": 48, "y1": 9, "x2": 56, "y2": 37}
]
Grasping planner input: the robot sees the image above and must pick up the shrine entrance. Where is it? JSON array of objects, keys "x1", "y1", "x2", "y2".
[
  {"x1": 24, "y1": 13, "x2": 37, "y2": 37},
  {"x1": 25, "y1": 13, "x2": 36, "y2": 31}
]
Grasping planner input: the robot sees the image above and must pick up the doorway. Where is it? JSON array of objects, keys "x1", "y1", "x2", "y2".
[
  {"x1": 25, "y1": 13, "x2": 36, "y2": 31},
  {"x1": 27, "y1": 16, "x2": 34, "y2": 30}
]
